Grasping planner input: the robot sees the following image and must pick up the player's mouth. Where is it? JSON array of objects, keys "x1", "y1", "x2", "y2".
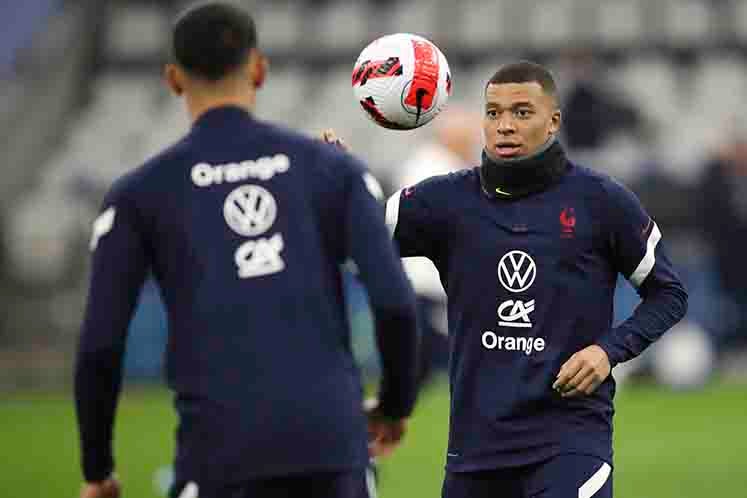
[{"x1": 495, "y1": 143, "x2": 523, "y2": 158}]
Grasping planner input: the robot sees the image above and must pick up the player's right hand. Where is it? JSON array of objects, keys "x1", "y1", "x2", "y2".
[
  {"x1": 365, "y1": 398, "x2": 408, "y2": 458},
  {"x1": 80, "y1": 476, "x2": 121, "y2": 498},
  {"x1": 319, "y1": 128, "x2": 350, "y2": 152}
]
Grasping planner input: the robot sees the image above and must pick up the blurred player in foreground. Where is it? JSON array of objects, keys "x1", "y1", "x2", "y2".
[
  {"x1": 324, "y1": 61, "x2": 687, "y2": 498},
  {"x1": 74, "y1": 3, "x2": 418, "y2": 498}
]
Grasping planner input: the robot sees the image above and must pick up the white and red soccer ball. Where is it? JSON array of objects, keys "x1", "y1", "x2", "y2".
[{"x1": 352, "y1": 33, "x2": 452, "y2": 130}]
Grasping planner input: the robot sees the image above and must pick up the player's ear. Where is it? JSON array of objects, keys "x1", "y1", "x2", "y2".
[
  {"x1": 248, "y1": 48, "x2": 268, "y2": 89},
  {"x1": 164, "y1": 63, "x2": 184, "y2": 96},
  {"x1": 549, "y1": 108, "x2": 561, "y2": 136}
]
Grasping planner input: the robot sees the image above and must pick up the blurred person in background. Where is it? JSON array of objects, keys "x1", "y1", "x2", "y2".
[
  {"x1": 556, "y1": 50, "x2": 648, "y2": 187},
  {"x1": 324, "y1": 60, "x2": 687, "y2": 498},
  {"x1": 559, "y1": 50, "x2": 643, "y2": 151},
  {"x1": 391, "y1": 106, "x2": 482, "y2": 388},
  {"x1": 74, "y1": 3, "x2": 418, "y2": 498},
  {"x1": 699, "y1": 126, "x2": 747, "y2": 351}
]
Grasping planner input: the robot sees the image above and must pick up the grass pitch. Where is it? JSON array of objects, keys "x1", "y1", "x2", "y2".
[{"x1": 2, "y1": 379, "x2": 745, "y2": 497}]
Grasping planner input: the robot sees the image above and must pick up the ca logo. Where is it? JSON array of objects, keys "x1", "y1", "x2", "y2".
[
  {"x1": 235, "y1": 234, "x2": 285, "y2": 279},
  {"x1": 498, "y1": 250, "x2": 536, "y2": 293},
  {"x1": 498, "y1": 300, "x2": 535, "y2": 328}
]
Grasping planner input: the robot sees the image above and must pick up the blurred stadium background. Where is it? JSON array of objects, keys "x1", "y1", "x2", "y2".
[{"x1": 1, "y1": 0, "x2": 746, "y2": 496}]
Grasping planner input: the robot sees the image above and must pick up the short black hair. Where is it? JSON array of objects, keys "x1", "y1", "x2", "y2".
[
  {"x1": 485, "y1": 61, "x2": 558, "y2": 102},
  {"x1": 172, "y1": 2, "x2": 257, "y2": 81}
]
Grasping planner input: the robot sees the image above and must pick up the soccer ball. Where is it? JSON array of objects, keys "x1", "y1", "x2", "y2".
[{"x1": 352, "y1": 33, "x2": 451, "y2": 130}]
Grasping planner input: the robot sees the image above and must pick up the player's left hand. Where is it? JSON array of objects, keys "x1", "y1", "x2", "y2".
[
  {"x1": 553, "y1": 345, "x2": 611, "y2": 398},
  {"x1": 364, "y1": 397, "x2": 408, "y2": 458},
  {"x1": 79, "y1": 476, "x2": 121, "y2": 498},
  {"x1": 319, "y1": 128, "x2": 350, "y2": 152}
]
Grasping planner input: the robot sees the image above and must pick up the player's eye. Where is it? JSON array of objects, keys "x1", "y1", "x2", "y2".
[
  {"x1": 515, "y1": 108, "x2": 532, "y2": 118},
  {"x1": 486, "y1": 109, "x2": 498, "y2": 119}
]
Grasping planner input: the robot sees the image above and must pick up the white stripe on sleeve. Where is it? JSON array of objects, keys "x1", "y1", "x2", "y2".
[
  {"x1": 385, "y1": 189, "x2": 403, "y2": 237},
  {"x1": 89, "y1": 206, "x2": 116, "y2": 251},
  {"x1": 363, "y1": 172, "x2": 384, "y2": 201},
  {"x1": 578, "y1": 462, "x2": 611, "y2": 498},
  {"x1": 365, "y1": 463, "x2": 378, "y2": 498},
  {"x1": 629, "y1": 222, "x2": 662, "y2": 288},
  {"x1": 177, "y1": 482, "x2": 198, "y2": 498}
]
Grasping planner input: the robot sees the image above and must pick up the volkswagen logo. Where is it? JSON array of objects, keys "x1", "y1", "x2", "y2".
[
  {"x1": 498, "y1": 250, "x2": 536, "y2": 293},
  {"x1": 224, "y1": 185, "x2": 277, "y2": 237}
]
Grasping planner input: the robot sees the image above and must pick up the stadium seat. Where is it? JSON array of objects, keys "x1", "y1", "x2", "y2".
[
  {"x1": 140, "y1": 101, "x2": 189, "y2": 161},
  {"x1": 662, "y1": 0, "x2": 714, "y2": 45},
  {"x1": 655, "y1": 116, "x2": 719, "y2": 185},
  {"x1": 105, "y1": 3, "x2": 167, "y2": 59},
  {"x1": 463, "y1": 58, "x2": 514, "y2": 99},
  {"x1": 527, "y1": 0, "x2": 575, "y2": 48},
  {"x1": 254, "y1": 3, "x2": 301, "y2": 52},
  {"x1": 610, "y1": 57, "x2": 680, "y2": 130},
  {"x1": 91, "y1": 74, "x2": 159, "y2": 117},
  {"x1": 302, "y1": 65, "x2": 360, "y2": 136},
  {"x1": 5, "y1": 190, "x2": 80, "y2": 285},
  {"x1": 689, "y1": 54, "x2": 747, "y2": 122},
  {"x1": 457, "y1": 0, "x2": 508, "y2": 49},
  {"x1": 595, "y1": 0, "x2": 644, "y2": 45},
  {"x1": 53, "y1": 72, "x2": 165, "y2": 188},
  {"x1": 731, "y1": 0, "x2": 747, "y2": 42},
  {"x1": 255, "y1": 67, "x2": 307, "y2": 126},
  {"x1": 381, "y1": 0, "x2": 439, "y2": 41},
  {"x1": 313, "y1": 1, "x2": 368, "y2": 51}
]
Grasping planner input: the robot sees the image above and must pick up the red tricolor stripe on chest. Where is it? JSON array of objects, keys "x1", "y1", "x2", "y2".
[{"x1": 404, "y1": 40, "x2": 439, "y2": 111}]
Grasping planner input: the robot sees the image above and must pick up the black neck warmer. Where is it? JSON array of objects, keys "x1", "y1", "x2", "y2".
[{"x1": 479, "y1": 138, "x2": 569, "y2": 200}]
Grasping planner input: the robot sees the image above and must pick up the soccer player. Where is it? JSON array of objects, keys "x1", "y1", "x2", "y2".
[
  {"x1": 324, "y1": 61, "x2": 687, "y2": 498},
  {"x1": 74, "y1": 3, "x2": 418, "y2": 498}
]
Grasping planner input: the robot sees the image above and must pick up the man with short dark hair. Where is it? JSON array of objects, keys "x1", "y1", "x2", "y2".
[
  {"x1": 74, "y1": 3, "x2": 418, "y2": 498},
  {"x1": 325, "y1": 60, "x2": 687, "y2": 498}
]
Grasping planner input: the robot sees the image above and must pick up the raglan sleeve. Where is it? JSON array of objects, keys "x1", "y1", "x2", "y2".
[
  {"x1": 341, "y1": 157, "x2": 419, "y2": 419},
  {"x1": 74, "y1": 178, "x2": 150, "y2": 481},
  {"x1": 385, "y1": 178, "x2": 441, "y2": 260},
  {"x1": 595, "y1": 178, "x2": 688, "y2": 367}
]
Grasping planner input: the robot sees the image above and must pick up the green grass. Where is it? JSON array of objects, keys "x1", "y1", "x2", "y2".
[
  {"x1": 2, "y1": 387, "x2": 177, "y2": 497},
  {"x1": 2, "y1": 380, "x2": 745, "y2": 497},
  {"x1": 378, "y1": 379, "x2": 747, "y2": 498}
]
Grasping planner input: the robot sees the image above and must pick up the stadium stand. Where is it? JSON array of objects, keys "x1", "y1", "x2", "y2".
[{"x1": 3, "y1": 0, "x2": 747, "y2": 387}]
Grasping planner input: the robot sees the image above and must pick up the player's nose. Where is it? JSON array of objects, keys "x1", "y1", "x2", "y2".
[{"x1": 496, "y1": 115, "x2": 516, "y2": 134}]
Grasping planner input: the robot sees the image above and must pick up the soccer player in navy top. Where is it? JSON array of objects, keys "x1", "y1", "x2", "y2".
[
  {"x1": 74, "y1": 4, "x2": 418, "y2": 498},
  {"x1": 325, "y1": 61, "x2": 687, "y2": 498}
]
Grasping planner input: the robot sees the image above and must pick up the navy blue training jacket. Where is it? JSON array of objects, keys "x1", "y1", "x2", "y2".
[
  {"x1": 74, "y1": 106, "x2": 418, "y2": 487},
  {"x1": 386, "y1": 162, "x2": 687, "y2": 471}
]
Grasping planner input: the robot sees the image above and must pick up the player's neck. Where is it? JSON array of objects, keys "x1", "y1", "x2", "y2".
[
  {"x1": 479, "y1": 137, "x2": 568, "y2": 200},
  {"x1": 185, "y1": 89, "x2": 256, "y2": 123}
]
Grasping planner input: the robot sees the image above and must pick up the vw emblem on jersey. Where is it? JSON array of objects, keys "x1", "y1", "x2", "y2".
[
  {"x1": 498, "y1": 250, "x2": 536, "y2": 293},
  {"x1": 223, "y1": 185, "x2": 277, "y2": 237}
]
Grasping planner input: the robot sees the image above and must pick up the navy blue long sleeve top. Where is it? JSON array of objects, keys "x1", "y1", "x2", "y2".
[
  {"x1": 385, "y1": 161, "x2": 687, "y2": 471},
  {"x1": 74, "y1": 107, "x2": 418, "y2": 487}
]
